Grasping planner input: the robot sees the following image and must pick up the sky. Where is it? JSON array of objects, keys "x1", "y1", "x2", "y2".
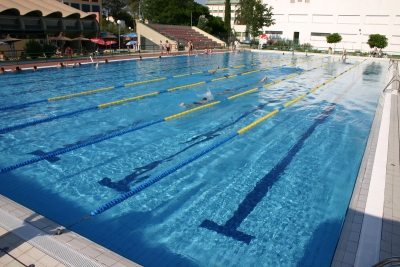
[{"x1": 195, "y1": 0, "x2": 207, "y2": 6}]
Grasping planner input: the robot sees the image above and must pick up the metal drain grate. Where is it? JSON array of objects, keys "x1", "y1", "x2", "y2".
[{"x1": 0, "y1": 209, "x2": 106, "y2": 267}]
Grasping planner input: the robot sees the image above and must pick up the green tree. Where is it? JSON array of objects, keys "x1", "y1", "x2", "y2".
[
  {"x1": 326, "y1": 33, "x2": 342, "y2": 52},
  {"x1": 42, "y1": 41, "x2": 56, "y2": 58},
  {"x1": 235, "y1": 0, "x2": 274, "y2": 43},
  {"x1": 224, "y1": 0, "x2": 231, "y2": 34},
  {"x1": 141, "y1": 0, "x2": 210, "y2": 26},
  {"x1": 102, "y1": 0, "x2": 127, "y2": 20},
  {"x1": 198, "y1": 15, "x2": 211, "y2": 32},
  {"x1": 23, "y1": 39, "x2": 42, "y2": 59},
  {"x1": 367, "y1": 34, "x2": 388, "y2": 49}
]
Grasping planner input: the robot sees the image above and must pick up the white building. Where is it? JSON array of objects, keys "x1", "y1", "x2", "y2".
[{"x1": 205, "y1": 0, "x2": 400, "y2": 53}]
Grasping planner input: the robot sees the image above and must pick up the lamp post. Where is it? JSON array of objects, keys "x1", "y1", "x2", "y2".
[
  {"x1": 191, "y1": 11, "x2": 192, "y2": 27},
  {"x1": 117, "y1": 20, "x2": 121, "y2": 50}
]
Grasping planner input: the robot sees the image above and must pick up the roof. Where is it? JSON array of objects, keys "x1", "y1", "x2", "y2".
[{"x1": 0, "y1": 0, "x2": 96, "y2": 19}]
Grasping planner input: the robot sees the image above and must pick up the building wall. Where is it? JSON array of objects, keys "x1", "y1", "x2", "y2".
[
  {"x1": 60, "y1": 0, "x2": 102, "y2": 20},
  {"x1": 205, "y1": 0, "x2": 400, "y2": 53}
]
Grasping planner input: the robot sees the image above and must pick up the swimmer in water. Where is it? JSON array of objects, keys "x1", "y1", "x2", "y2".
[
  {"x1": 217, "y1": 89, "x2": 233, "y2": 95},
  {"x1": 180, "y1": 97, "x2": 210, "y2": 107},
  {"x1": 210, "y1": 66, "x2": 219, "y2": 74},
  {"x1": 259, "y1": 76, "x2": 268, "y2": 82}
]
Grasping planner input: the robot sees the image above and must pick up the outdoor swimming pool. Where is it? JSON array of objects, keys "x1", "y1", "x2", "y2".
[{"x1": 0, "y1": 52, "x2": 386, "y2": 266}]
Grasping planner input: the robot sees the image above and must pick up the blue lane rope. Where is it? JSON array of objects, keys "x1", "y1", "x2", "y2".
[
  {"x1": 0, "y1": 59, "x2": 336, "y2": 173},
  {"x1": 90, "y1": 132, "x2": 239, "y2": 215},
  {"x1": 0, "y1": 107, "x2": 98, "y2": 134},
  {"x1": 0, "y1": 58, "x2": 316, "y2": 134},
  {"x1": 88, "y1": 59, "x2": 365, "y2": 217},
  {"x1": 0, "y1": 119, "x2": 165, "y2": 173},
  {"x1": 0, "y1": 56, "x2": 307, "y2": 111}
]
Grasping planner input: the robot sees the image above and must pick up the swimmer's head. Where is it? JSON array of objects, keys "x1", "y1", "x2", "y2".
[{"x1": 202, "y1": 97, "x2": 207, "y2": 101}]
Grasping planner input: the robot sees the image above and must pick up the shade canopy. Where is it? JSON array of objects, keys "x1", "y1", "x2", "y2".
[
  {"x1": 0, "y1": 34, "x2": 21, "y2": 44},
  {"x1": 90, "y1": 38, "x2": 106, "y2": 45},
  {"x1": 73, "y1": 35, "x2": 90, "y2": 41},
  {"x1": 260, "y1": 34, "x2": 268, "y2": 39},
  {"x1": 121, "y1": 32, "x2": 138, "y2": 38},
  {"x1": 49, "y1": 32, "x2": 72, "y2": 41},
  {"x1": 105, "y1": 40, "x2": 116, "y2": 45},
  {"x1": 126, "y1": 41, "x2": 137, "y2": 45}
]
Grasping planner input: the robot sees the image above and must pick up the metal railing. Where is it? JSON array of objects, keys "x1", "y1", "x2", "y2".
[{"x1": 371, "y1": 257, "x2": 400, "y2": 267}]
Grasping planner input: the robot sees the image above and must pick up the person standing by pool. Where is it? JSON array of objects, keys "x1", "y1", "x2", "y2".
[
  {"x1": 159, "y1": 40, "x2": 163, "y2": 54},
  {"x1": 342, "y1": 49, "x2": 347, "y2": 60},
  {"x1": 188, "y1": 41, "x2": 193, "y2": 56},
  {"x1": 165, "y1": 40, "x2": 171, "y2": 55}
]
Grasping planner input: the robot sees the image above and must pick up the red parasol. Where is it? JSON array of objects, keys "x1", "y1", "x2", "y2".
[
  {"x1": 260, "y1": 33, "x2": 268, "y2": 39},
  {"x1": 105, "y1": 40, "x2": 116, "y2": 45},
  {"x1": 90, "y1": 38, "x2": 106, "y2": 45}
]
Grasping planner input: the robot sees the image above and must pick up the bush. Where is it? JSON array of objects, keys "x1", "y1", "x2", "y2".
[
  {"x1": 23, "y1": 39, "x2": 42, "y2": 59},
  {"x1": 43, "y1": 41, "x2": 56, "y2": 58}
]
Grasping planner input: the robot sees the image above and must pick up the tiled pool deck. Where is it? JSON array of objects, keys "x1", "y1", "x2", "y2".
[{"x1": 0, "y1": 53, "x2": 398, "y2": 267}]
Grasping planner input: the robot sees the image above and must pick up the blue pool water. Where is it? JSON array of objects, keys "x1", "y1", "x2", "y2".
[{"x1": 0, "y1": 52, "x2": 385, "y2": 266}]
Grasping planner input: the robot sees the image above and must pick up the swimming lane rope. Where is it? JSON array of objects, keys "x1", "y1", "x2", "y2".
[
  {"x1": 0, "y1": 56, "x2": 308, "y2": 111},
  {"x1": 85, "y1": 59, "x2": 366, "y2": 218},
  {"x1": 0, "y1": 59, "x2": 340, "y2": 173},
  {"x1": 0, "y1": 58, "x2": 319, "y2": 134}
]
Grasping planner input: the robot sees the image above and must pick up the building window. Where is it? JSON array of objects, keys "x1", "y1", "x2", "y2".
[
  {"x1": 92, "y1": 0, "x2": 99, "y2": 2},
  {"x1": 298, "y1": 0, "x2": 302, "y2": 2},
  {"x1": 63, "y1": 2, "x2": 69, "y2": 5},
  {"x1": 265, "y1": 31, "x2": 283, "y2": 34},
  {"x1": 92, "y1": 5, "x2": 100, "y2": 12},
  {"x1": 82, "y1": 4, "x2": 90, "y2": 12},
  {"x1": 71, "y1": 3, "x2": 80, "y2": 9},
  {"x1": 305, "y1": 0, "x2": 310, "y2": 2},
  {"x1": 311, "y1": 32, "x2": 329, "y2": 36},
  {"x1": 290, "y1": 0, "x2": 295, "y2": 2},
  {"x1": 81, "y1": 0, "x2": 89, "y2": 1}
]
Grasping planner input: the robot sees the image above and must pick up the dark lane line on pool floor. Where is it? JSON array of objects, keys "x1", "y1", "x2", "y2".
[
  {"x1": 200, "y1": 68, "x2": 364, "y2": 244},
  {"x1": 0, "y1": 60, "x2": 338, "y2": 173},
  {"x1": 79, "y1": 61, "x2": 365, "y2": 229},
  {"x1": 97, "y1": 62, "x2": 336, "y2": 191},
  {"x1": 0, "y1": 59, "x2": 312, "y2": 134},
  {"x1": 0, "y1": 56, "x2": 306, "y2": 111}
]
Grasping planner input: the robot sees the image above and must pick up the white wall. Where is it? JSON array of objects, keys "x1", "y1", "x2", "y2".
[{"x1": 209, "y1": 0, "x2": 400, "y2": 53}]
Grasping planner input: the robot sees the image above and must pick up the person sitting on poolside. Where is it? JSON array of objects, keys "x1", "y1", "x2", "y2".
[
  {"x1": 217, "y1": 89, "x2": 233, "y2": 95},
  {"x1": 208, "y1": 48, "x2": 213, "y2": 54},
  {"x1": 204, "y1": 49, "x2": 208, "y2": 54},
  {"x1": 56, "y1": 62, "x2": 65, "y2": 69},
  {"x1": 180, "y1": 97, "x2": 210, "y2": 107}
]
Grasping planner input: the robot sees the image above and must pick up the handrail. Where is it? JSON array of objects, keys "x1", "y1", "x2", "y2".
[
  {"x1": 371, "y1": 257, "x2": 400, "y2": 267},
  {"x1": 382, "y1": 74, "x2": 400, "y2": 92}
]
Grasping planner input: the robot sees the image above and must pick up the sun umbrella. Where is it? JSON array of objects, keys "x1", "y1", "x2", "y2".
[
  {"x1": 0, "y1": 34, "x2": 21, "y2": 58},
  {"x1": 260, "y1": 33, "x2": 268, "y2": 39},
  {"x1": 90, "y1": 38, "x2": 106, "y2": 45},
  {"x1": 73, "y1": 35, "x2": 90, "y2": 54},
  {"x1": 49, "y1": 33, "x2": 72, "y2": 55},
  {"x1": 126, "y1": 41, "x2": 137, "y2": 46},
  {"x1": 121, "y1": 32, "x2": 138, "y2": 38},
  {"x1": 105, "y1": 40, "x2": 116, "y2": 45},
  {"x1": 0, "y1": 41, "x2": 6, "y2": 45},
  {"x1": 105, "y1": 40, "x2": 116, "y2": 50}
]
